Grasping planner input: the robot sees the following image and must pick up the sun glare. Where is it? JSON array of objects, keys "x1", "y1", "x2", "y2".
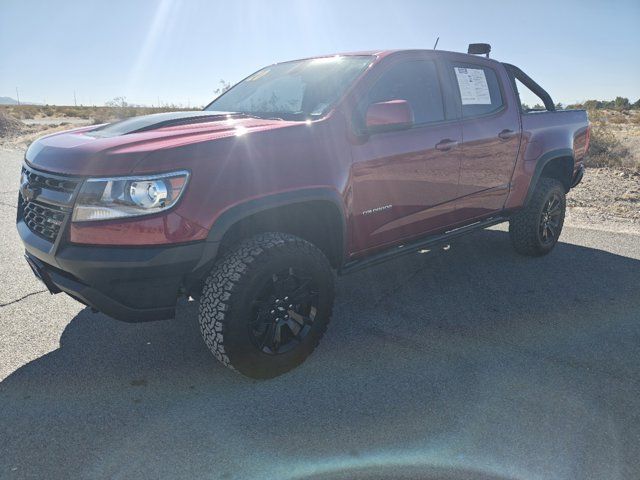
[
  {"x1": 125, "y1": 0, "x2": 178, "y2": 101},
  {"x1": 310, "y1": 55, "x2": 344, "y2": 65}
]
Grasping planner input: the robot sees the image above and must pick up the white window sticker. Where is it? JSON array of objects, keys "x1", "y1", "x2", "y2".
[{"x1": 454, "y1": 67, "x2": 491, "y2": 105}]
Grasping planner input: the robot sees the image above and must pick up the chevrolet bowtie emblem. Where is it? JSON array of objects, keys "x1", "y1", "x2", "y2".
[{"x1": 20, "y1": 181, "x2": 40, "y2": 202}]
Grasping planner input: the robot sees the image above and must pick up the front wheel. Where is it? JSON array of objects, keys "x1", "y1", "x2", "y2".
[
  {"x1": 509, "y1": 178, "x2": 566, "y2": 256},
  {"x1": 198, "y1": 232, "x2": 335, "y2": 379}
]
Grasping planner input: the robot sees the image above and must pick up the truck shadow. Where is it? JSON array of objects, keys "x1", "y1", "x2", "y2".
[{"x1": 2, "y1": 228, "x2": 640, "y2": 479}]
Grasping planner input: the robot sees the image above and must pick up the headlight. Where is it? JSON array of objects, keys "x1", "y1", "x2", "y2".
[{"x1": 72, "y1": 170, "x2": 189, "y2": 222}]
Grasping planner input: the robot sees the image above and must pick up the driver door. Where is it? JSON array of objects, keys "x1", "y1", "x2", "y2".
[{"x1": 349, "y1": 56, "x2": 462, "y2": 255}]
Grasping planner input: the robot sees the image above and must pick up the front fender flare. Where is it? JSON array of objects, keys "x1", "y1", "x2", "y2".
[
  {"x1": 187, "y1": 188, "x2": 347, "y2": 282},
  {"x1": 206, "y1": 188, "x2": 346, "y2": 244}
]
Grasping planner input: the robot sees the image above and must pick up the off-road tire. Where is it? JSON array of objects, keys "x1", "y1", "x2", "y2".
[
  {"x1": 509, "y1": 177, "x2": 566, "y2": 256},
  {"x1": 198, "y1": 232, "x2": 334, "y2": 379}
]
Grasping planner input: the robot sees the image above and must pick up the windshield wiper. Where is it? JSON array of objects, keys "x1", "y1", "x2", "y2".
[{"x1": 227, "y1": 112, "x2": 285, "y2": 121}]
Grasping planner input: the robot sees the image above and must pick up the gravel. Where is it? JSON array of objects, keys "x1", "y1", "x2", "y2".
[{"x1": 567, "y1": 167, "x2": 640, "y2": 228}]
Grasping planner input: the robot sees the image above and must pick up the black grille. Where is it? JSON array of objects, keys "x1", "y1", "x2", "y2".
[
  {"x1": 19, "y1": 166, "x2": 78, "y2": 243},
  {"x1": 21, "y1": 200, "x2": 66, "y2": 241},
  {"x1": 22, "y1": 167, "x2": 79, "y2": 194}
]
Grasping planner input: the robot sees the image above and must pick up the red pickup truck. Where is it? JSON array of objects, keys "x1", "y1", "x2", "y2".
[{"x1": 17, "y1": 46, "x2": 589, "y2": 378}]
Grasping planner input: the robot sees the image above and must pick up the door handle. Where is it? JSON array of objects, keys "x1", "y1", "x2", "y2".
[
  {"x1": 435, "y1": 139, "x2": 458, "y2": 151},
  {"x1": 498, "y1": 129, "x2": 517, "y2": 140}
]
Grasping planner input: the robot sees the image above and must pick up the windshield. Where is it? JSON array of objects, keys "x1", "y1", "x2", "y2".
[{"x1": 205, "y1": 55, "x2": 373, "y2": 121}]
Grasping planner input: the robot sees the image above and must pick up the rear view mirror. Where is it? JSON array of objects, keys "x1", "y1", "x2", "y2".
[{"x1": 365, "y1": 100, "x2": 414, "y2": 133}]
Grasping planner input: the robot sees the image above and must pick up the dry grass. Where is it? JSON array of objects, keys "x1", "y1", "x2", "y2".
[
  {"x1": 0, "y1": 110, "x2": 76, "y2": 148},
  {"x1": 0, "y1": 110, "x2": 26, "y2": 137},
  {"x1": 0, "y1": 103, "x2": 194, "y2": 125},
  {"x1": 586, "y1": 109, "x2": 639, "y2": 172},
  {"x1": 0, "y1": 103, "x2": 199, "y2": 147}
]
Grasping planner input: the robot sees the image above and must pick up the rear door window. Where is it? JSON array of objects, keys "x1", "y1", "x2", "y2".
[{"x1": 452, "y1": 64, "x2": 503, "y2": 118}]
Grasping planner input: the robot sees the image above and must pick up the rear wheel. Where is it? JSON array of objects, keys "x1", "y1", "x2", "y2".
[
  {"x1": 198, "y1": 232, "x2": 334, "y2": 379},
  {"x1": 509, "y1": 178, "x2": 566, "y2": 256}
]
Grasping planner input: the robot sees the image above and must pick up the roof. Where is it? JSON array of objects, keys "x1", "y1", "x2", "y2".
[{"x1": 278, "y1": 49, "x2": 502, "y2": 66}]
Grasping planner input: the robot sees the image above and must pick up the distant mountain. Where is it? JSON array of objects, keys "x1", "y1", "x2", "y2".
[
  {"x1": 0, "y1": 96, "x2": 19, "y2": 105},
  {"x1": 0, "y1": 97, "x2": 43, "y2": 105}
]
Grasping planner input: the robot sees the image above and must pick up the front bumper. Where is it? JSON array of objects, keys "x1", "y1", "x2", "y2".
[{"x1": 18, "y1": 219, "x2": 217, "y2": 322}]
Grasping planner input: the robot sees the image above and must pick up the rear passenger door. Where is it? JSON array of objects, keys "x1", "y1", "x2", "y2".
[
  {"x1": 449, "y1": 61, "x2": 521, "y2": 222},
  {"x1": 349, "y1": 56, "x2": 462, "y2": 254}
]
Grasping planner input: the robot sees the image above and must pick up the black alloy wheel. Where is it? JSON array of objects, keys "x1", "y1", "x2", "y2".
[
  {"x1": 249, "y1": 268, "x2": 319, "y2": 355},
  {"x1": 539, "y1": 192, "x2": 563, "y2": 246}
]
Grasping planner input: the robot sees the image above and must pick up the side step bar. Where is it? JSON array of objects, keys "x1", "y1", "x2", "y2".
[{"x1": 339, "y1": 216, "x2": 507, "y2": 275}]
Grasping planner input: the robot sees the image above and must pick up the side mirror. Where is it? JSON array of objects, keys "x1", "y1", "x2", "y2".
[{"x1": 365, "y1": 100, "x2": 414, "y2": 133}]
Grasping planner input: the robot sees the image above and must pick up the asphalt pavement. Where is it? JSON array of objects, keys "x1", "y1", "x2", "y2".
[{"x1": 1, "y1": 147, "x2": 639, "y2": 480}]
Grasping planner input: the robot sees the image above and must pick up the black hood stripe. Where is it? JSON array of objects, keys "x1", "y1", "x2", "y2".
[{"x1": 87, "y1": 110, "x2": 233, "y2": 138}]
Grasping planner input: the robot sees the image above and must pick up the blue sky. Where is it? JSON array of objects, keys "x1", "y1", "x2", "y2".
[{"x1": 1, "y1": 0, "x2": 638, "y2": 107}]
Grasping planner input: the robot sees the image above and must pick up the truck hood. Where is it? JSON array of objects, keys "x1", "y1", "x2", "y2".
[{"x1": 25, "y1": 110, "x2": 299, "y2": 176}]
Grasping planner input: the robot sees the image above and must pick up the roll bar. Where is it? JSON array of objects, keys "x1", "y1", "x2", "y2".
[{"x1": 502, "y1": 63, "x2": 555, "y2": 112}]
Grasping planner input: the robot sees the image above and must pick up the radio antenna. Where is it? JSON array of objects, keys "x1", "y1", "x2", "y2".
[{"x1": 433, "y1": 36, "x2": 440, "y2": 49}]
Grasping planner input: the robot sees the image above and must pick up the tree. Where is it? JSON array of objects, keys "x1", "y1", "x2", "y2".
[
  {"x1": 105, "y1": 96, "x2": 129, "y2": 108},
  {"x1": 583, "y1": 100, "x2": 600, "y2": 111},
  {"x1": 613, "y1": 96, "x2": 630, "y2": 111},
  {"x1": 214, "y1": 80, "x2": 231, "y2": 97},
  {"x1": 105, "y1": 96, "x2": 136, "y2": 120}
]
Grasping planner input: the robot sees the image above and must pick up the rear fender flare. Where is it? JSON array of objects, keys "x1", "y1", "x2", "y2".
[{"x1": 523, "y1": 148, "x2": 574, "y2": 206}]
